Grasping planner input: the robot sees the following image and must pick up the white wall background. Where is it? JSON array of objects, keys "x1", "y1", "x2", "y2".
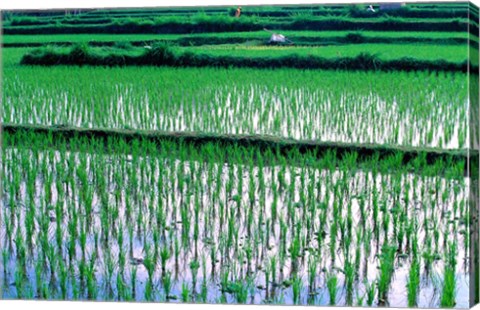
[{"x1": 0, "y1": 0, "x2": 479, "y2": 310}]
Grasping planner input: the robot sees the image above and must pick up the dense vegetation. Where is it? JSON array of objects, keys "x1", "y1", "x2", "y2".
[
  {"x1": 1, "y1": 131, "x2": 469, "y2": 305},
  {"x1": 1, "y1": 1, "x2": 478, "y2": 307},
  {"x1": 3, "y1": 16, "x2": 475, "y2": 35},
  {"x1": 3, "y1": 31, "x2": 473, "y2": 48},
  {"x1": 2, "y1": 61, "x2": 469, "y2": 149},
  {"x1": 18, "y1": 43, "x2": 472, "y2": 72}
]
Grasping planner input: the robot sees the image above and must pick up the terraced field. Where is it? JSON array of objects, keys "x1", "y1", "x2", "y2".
[{"x1": 1, "y1": 2, "x2": 479, "y2": 308}]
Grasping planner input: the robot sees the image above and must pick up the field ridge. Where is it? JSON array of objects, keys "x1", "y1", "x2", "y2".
[{"x1": 3, "y1": 123, "x2": 471, "y2": 165}]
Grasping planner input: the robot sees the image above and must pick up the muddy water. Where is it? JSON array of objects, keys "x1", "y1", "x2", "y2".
[{"x1": 0, "y1": 146, "x2": 470, "y2": 307}]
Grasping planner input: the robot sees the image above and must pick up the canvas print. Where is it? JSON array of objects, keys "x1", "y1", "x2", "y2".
[{"x1": 0, "y1": 1, "x2": 479, "y2": 308}]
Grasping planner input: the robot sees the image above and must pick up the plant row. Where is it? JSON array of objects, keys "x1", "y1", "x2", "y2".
[
  {"x1": 4, "y1": 33, "x2": 472, "y2": 48},
  {"x1": 1, "y1": 131, "x2": 468, "y2": 306},
  {"x1": 4, "y1": 16, "x2": 475, "y2": 35},
  {"x1": 20, "y1": 43, "x2": 474, "y2": 73},
  {"x1": 4, "y1": 64, "x2": 468, "y2": 149}
]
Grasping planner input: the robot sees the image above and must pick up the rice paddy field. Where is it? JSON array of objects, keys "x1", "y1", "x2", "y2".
[{"x1": 1, "y1": 1, "x2": 479, "y2": 308}]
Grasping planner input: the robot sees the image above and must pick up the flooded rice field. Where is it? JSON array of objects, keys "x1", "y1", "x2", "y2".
[
  {"x1": 2, "y1": 68, "x2": 469, "y2": 149},
  {"x1": 0, "y1": 135, "x2": 470, "y2": 307}
]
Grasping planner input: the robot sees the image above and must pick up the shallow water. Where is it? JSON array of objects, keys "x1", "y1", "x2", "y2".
[
  {"x1": 3, "y1": 69, "x2": 468, "y2": 149},
  {"x1": 0, "y1": 145, "x2": 470, "y2": 307}
]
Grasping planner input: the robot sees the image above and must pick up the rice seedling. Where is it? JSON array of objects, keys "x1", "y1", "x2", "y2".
[
  {"x1": 160, "y1": 247, "x2": 170, "y2": 275},
  {"x1": 307, "y1": 255, "x2": 318, "y2": 291},
  {"x1": 190, "y1": 259, "x2": 200, "y2": 291},
  {"x1": 3, "y1": 59, "x2": 469, "y2": 150},
  {"x1": 441, "y1": 241, "x2": 458, "y2": 308},
  {"x1": 440, "y1": 267, "x2": 456, "y2": 308},
  {"x1": 181, "y1": 282, "x2": 190, "y2": 302},
  {"x1": 162, "y1": 272, "x2": 173, "y2": 300},
  {"x1": 364, "y1": 280, "x2": 376, "y2": 306},
  {"x1": 344, "y1": 260, "x2": 355, "y2": 305},
  {"x1": 130, "y1": 266, "x2": 137, "y2": 300},
  {"x1": 326, "y1": 272, "x2": 338, "y2": 306},
  {"x1": 292, "y1": 275, "x2": 303, "y2": 304},
  {"x1": 377, "y1": 245, "x2": 396, "y2": 305},
  {"x1": 406, "y1": 256, "x2": 420, "y2": 307},
  {"x1": 0, "y1": 115, "x2": 469, "y2": 306}
]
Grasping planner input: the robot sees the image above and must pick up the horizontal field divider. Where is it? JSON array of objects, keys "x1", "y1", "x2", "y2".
[
  {"x1": 3, "y1": 35, "x2": 474, "y2": 48},
  {"x1": 19, "y1": 44, "x2": 477, "y2": 72},
  {"x1": 2, "y1": 123, "x2": 472, "y2": 172},
  {"x1": 3, "y1": 8, "x2": 475, "y2": 23},
  {"x1": 4, "y1": 18, "x2": 478, "y2": 35}
]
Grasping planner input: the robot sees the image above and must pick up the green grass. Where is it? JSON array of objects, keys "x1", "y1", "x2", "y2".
[
  {"x1": 326, "y1": 273, "x2": 338, "y2": 305},
  {"x1": 406, "y1": 257, "x2": 420, "y2": 307},
  {"x1": 3, "y1": 5, "x2": 471, "y2": 22},
  {"x1": 17, "y1": 42, "x2": 473, "y2": 76},
  {"x1": 13, "y1": 40, "x2": 471, "y2": 70},
  {"x1": 3, "y1": 15, "x2": 471, "y2": 35},
  {"x1": 3, "y1": 46, "x2": 469, "y2": 149},
  {"x1": 0, "y1": 5, "x2": 475, "y2": 306},
  {"x1": 3, "y1": 128, "x2": 469, "y2": 304},
  {"x1": 2, "y1": 31, "x2": 471, "y2": 45},
  {"x1": 378, "y1": 245, "x2": 396, "y2": 304},
  {"x1": 1, "y1": 48, "x2": 31, "y2": 66},
  {"x1": 185, "y1": 43, "x2": 468, "y2": 62},
  {"x1": 440, "y1": 267, "x2": 456, "y2": 308},
  {"x1": 3, "y1": 15, "x2": 470, "y2": 28}
]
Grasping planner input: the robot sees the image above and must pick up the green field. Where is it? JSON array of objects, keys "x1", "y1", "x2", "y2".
[
  {"x1": 2, "y1": 30, "x2": 471, "y2": 45},
  {"x1": 184, "y1": 43, "x2": 468, "y2": 62},
  {"x1": 1, "y1": 2, "x2": 478, "y2": 308},
  {"x1": 2, "y1": 53, "x2": 468, "y2": 149}
]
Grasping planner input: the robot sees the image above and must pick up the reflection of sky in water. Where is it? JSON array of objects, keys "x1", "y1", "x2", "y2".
[
  {"x1": 3, "y1": 83, "x2": 468, "y2": 150},
  {"x1": 0, "y1": 146, "x2": 470, "y2": 307}
]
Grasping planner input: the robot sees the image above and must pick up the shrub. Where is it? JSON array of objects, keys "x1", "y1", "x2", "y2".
[
  {"x1": 345, "y1": 32, "x2": 365, "y2": 43},
  {"x1": 142, "y1": 43, "x2": 178, "y2": 65},
  {"x1": 19, "y1": 43, "x2": 473, "y2": 73},
  {"x1": 69, "y1": 43, "x2": 90, "y2": 65}
]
